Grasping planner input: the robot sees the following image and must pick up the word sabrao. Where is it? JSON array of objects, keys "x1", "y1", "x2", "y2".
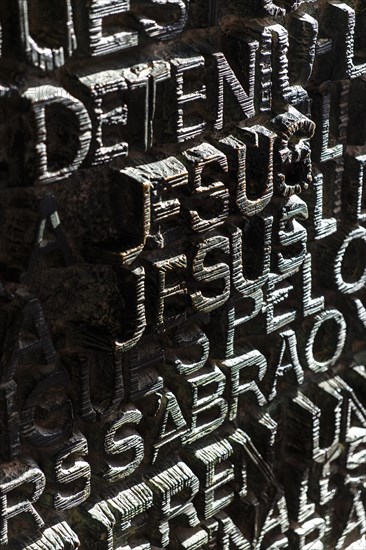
[
  {"x1": 2, "y1": 2, "x2": 366, "y2": 549},
  {"x1": 1, "y1": 291, "x2": 365, "y2": 549}
]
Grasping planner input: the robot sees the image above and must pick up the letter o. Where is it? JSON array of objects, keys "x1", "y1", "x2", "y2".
[
  {"x1": 305, "y1": 309, "x2": 347, "y2": 373},
  {"x1": 334, "y1": 226, "x2": 366, "y2": 294}
]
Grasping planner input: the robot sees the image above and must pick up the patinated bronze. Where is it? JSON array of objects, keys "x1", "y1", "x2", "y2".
[{"x1": 0, "y1": 1, "x2": 365, "y2": 548}]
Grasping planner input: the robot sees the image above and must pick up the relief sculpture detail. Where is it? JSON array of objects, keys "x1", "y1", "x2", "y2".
[{"x1": 0, "y1": 0, "x2": 365, "y2": 548}]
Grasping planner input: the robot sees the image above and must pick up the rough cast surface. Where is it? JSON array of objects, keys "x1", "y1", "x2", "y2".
[{"x1": 0, "y1": 0, "x2": 365, "y2": 548}]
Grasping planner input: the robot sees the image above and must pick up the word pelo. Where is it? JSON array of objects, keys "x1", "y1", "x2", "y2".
[
  {"x1": 2, "y1": 0, "x2": 366, "y2": 548},
  {"x1": 20, "y1": 126, "x2": 366, "y2": 357},
  {"x1": 0, "y1": 292, "x2": 361, "y2": 548},
  {"x1": 1, "y1": 285, "x2": 349, "y2": 466}
]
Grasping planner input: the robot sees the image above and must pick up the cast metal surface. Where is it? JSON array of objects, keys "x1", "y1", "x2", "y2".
[{"x1": 0, "y1": 0, "x2": 365, "y2": 548}]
